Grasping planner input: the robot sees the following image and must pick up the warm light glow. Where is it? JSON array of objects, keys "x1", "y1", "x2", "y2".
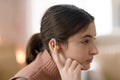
[
  {"x1": 0, "y1": 36, "x2": 2, "y2": 44},
  {"x1": 16, "y1": 49, "x2": 26, "y2": 65}
]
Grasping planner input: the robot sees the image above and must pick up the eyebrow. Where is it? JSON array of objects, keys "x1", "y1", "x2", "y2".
[{"x1": 82, "y1": 34, "x2": 96, "y2": 39}]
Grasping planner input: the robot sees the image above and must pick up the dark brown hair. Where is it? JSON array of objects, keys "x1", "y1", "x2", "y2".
[{"x1": 26, "y1": 4, "x2": 94, "y2": 64}]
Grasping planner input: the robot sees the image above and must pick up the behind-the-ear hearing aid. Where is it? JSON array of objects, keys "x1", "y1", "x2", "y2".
[
  {"x1": 52, "y1": 38, "x2": 60, "y2": 50},
  {"x1": 56, "y1": 45, "x2": 60, "y2": 50}
]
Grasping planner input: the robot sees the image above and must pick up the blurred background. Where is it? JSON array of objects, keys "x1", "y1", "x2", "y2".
[{"x1": 0, "y1": 0, "x2": 120, "y2": 80}]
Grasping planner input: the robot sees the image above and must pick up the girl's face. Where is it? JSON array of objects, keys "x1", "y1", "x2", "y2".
[{"x1": 61, "y1": 23, "x2": 98, "y2": 70}]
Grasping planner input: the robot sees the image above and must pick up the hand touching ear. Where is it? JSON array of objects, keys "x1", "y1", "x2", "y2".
[{"x1": 52, "y1": 45, "x2": 82, "y2": 80}]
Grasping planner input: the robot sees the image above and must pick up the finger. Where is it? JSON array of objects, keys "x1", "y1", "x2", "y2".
[
  {"x1": 70, "y1": 60, "x2": 79, "y2": 70},
  {"x1": 74, "y1": 64, "x2": 82, "y2": 72},
  {"x1": 64, "y1": 58, "x2": 72, "y2": 70},
  {"x1": 52, "y1": 46, "x2": 63, "y2": 70}
]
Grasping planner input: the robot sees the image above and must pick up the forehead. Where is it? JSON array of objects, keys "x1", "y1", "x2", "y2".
[
  {"x1": 68, "y1": 23, "x2": 96, "y2": 42},
  {"x1": 80, "y1": 23, "x2": 96, "y2": 37}
]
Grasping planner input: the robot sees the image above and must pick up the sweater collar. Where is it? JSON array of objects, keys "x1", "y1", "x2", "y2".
[{"x1": 41, "y1": 50, "x2": 61, "y2": 79}]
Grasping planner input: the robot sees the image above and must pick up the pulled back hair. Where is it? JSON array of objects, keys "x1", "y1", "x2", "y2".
[{"x1": 26, "y1": 4, "x2": 94, "y2": 64}]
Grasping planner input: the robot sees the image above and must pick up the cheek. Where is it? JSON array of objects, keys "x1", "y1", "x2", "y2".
[{"x1": 64, "y1": 45, "x2": 89, "y2": 64}]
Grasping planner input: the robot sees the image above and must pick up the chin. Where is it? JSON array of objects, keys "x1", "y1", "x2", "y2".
[{"x1": 82, "y1": 64, "x2": 90, "y2": 70}]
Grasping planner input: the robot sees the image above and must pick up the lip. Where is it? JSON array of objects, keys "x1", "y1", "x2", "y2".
[{"x1": 86, "y1": 58, "x2": 93, "y2": 63}]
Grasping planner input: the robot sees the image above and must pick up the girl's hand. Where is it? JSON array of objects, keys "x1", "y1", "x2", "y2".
[{"x1": 52, "y1": 46, "x2": 82, "y2": 80}]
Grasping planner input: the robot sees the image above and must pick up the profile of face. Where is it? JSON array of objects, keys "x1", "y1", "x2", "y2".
[{"x1": 60, "y1": 22, "x2": 98, "y2": 70}]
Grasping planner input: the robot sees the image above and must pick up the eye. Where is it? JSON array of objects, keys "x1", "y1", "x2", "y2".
[{"x1": 81, "y1": 39, "x2": 89, "y2": 45}]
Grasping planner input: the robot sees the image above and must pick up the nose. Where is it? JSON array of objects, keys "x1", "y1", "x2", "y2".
[{"x1": 89, "y1": 44, "x2": 99, "y2": 55}]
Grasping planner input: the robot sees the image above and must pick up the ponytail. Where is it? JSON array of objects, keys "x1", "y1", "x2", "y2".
[{"x1": 26, "y1": 33, "x2": 43, "y2": 64}]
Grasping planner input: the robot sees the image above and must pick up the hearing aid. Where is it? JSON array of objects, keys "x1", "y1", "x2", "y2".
[
  {"x1": 52, "y1": 38, "x2": 60, "y2": 50},
  {"x1": 56, "y1": 45, "x2": 60, "y2": 50}
]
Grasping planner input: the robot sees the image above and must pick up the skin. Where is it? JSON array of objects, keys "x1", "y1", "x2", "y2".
[
  {"x1": 49, "y1": 22, "x2": 98, "y2": 80},
  {"x1": 61, "y1": 22, "x2": 98, "y2": 70}
]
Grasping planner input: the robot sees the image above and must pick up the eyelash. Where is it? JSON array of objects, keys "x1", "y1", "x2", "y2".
[{"x1": 81, "y1": 39, "x2": 89, "y2": 45}]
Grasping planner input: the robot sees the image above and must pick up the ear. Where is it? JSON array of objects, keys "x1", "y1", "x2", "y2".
[{"x1": 48, "y1": 38, "x2": 60, "y2": 53}]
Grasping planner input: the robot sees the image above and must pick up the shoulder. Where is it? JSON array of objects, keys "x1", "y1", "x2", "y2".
[
  {"x1": 10, "y1": 50, "x2": 53, "y2": 80},
  {"x1": 10, "y1": 52, "x2": 45, "y2": 80}
]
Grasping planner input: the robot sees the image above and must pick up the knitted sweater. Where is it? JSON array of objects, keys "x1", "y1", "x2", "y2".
[{"x1": 10, "y1": 50, "x2": 61, "y2": 80}]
